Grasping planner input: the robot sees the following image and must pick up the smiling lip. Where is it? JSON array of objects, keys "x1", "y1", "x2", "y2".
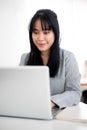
[{"x1": 38, "y1": 43, "x2": 46, "y2": 47}]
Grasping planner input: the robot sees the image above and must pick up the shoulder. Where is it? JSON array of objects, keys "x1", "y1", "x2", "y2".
[
  {"x1": 60, "y1": 48, "x2": 76, "y2": 63},
  {"x1": 60, "y1": 48, "x2": 79, "y2": 71},
  {"x1": 19, "y1": 53, "x2": 29, "y2": 65},
  {"x1": 60, "y1": 48, "x2": 74, "y2": 58},
  {"x1": 60, "y1": 48, "x2": 80, "y2": 74}
]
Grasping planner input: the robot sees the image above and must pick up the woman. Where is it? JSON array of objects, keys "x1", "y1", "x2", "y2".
[{"x1": 20, "y1": 9, "x2": 81, "y2": 109}]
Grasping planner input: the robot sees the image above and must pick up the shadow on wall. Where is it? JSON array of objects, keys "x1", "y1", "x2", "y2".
[
  {"x1": 82, "y1": 90, "x2": 87, "y2": 104},
  {"x1": 81, "y1": 60, "x2": 87, "y2": 104}
]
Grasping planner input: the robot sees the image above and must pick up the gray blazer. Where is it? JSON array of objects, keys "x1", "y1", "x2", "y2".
[{"x1": 19, "y1": 48, "x2": 81, "y2": 108}]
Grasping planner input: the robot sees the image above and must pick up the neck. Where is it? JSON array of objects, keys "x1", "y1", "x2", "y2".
[{"x1": 41, "y1": 51, "x2": 50, "y2": 65}]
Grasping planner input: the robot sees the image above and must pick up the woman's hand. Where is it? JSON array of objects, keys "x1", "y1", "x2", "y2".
[{"x1": 51, "y1": 101, "x2": 56, "y2": 108}]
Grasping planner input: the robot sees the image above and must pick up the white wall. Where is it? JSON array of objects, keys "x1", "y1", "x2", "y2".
[{"x1": 0, "y1": 0, "x2": 87, "y2": 76}]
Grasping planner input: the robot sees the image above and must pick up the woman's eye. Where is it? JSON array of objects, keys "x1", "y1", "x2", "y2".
[
  {"x1": 33, "y1": 31, "x2": 38, "y2": 34},
  {"x1": 43, "y1": 31, "x2": 50, "y2": 34}
]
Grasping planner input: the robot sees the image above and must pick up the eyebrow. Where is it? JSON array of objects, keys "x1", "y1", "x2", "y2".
[{"x1": 32, "y1": 28, "x2": 39, "y2": 31}]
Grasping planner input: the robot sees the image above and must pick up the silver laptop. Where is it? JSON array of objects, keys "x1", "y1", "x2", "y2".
[{"x1": 0, "y1": 66, "x2": 55, "y2": 120}]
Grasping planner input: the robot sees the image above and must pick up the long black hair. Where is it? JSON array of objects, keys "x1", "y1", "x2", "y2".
[{"x1": 26, "y1": 9, "x2": 60, "y2": 77}]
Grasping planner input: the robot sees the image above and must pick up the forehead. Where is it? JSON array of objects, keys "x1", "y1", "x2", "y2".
[
  {"x1": 33, "y1": 18, "x2": 51, "y2": 30},
  {"x1": 33, "y1": 19, "x2": 41, "y2": 28}
]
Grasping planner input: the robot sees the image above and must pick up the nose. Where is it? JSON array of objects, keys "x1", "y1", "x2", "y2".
[{"x1": 38, "y1": 33, "x2": 44, "y2": 41}]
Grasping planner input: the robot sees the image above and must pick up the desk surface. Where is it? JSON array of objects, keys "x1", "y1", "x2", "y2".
[{"x1": 0, "y1": 117, "x2": 87, "y2": 130}]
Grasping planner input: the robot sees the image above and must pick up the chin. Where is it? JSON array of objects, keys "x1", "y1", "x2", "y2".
[{"x1": 38, "y1": 48, "x2": 47, "y2": 52}]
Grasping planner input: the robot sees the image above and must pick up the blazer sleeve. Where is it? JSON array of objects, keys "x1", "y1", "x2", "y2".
[{"x1": 51, "y1": 52, "x2": 82, "y2": 109}]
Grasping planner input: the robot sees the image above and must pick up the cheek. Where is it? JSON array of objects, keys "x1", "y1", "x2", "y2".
[
  {"x1": 32, "y1": 34, "x2": 36, "y2": 43},
  {"x1": 47, "y1": 34, "x2": 55, "y2": 44},
  {"x1": 32, "y1": 34, "x2": 34, "y2": 40}
]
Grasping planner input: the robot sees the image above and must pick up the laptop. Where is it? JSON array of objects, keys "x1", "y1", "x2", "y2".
[{"x1": 0, "y1": 66, "x2": 58, "y2": 120}]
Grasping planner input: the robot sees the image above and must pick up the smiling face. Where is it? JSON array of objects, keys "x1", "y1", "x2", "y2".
[{"x1": 32, "y1": 19, "x2": 55, "y2": 55}]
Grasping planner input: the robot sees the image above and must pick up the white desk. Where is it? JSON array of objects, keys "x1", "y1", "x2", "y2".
[
  {"x1": 0, "y1": 117, "x2": 87, "y2": 130},
  {"x1": 0, "y1": 102, "x2": 87, "y2": 130}
]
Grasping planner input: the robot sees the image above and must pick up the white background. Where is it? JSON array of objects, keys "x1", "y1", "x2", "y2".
[{"x1": 0, "y1": 0, "x2": 87, "y2": 76}]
